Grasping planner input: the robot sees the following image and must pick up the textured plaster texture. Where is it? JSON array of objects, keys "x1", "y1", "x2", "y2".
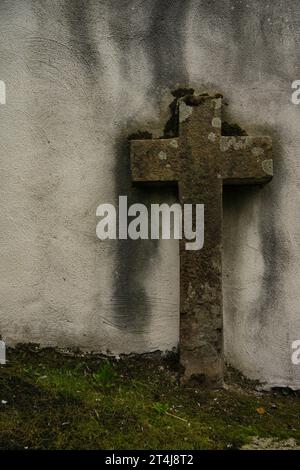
[{"x1": 0, "y1": 0, "x2": 299, "y2": 388}]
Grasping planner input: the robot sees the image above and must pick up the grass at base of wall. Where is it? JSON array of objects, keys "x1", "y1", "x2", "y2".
[{"x1": 0, "y1": 345, "x2": 299, "y2": 450}]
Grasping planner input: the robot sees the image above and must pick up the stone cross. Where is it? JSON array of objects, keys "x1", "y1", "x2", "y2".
[{"x1": 130, "y1": 94, "x2": 273, "y2": 388}]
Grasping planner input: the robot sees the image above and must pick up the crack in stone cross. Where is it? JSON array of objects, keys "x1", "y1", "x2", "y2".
[{"x1": 130, "y1": 94, "x2": 273, "y2": 388}]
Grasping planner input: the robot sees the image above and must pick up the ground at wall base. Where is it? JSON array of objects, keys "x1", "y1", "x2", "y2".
[{"x1": 0, "y1": 346, "x2": 299, "y2": 450}]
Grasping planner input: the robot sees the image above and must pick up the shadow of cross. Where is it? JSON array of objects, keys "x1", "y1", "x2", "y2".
[{"x1": 130, "y1": 94, "x2": 273, "y2": 388}]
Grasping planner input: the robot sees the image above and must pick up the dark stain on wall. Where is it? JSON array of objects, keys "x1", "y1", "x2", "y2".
[
  {"x1": 112, "y1": 135, "x2": 167, "y2": 333},
  {"x1": 223, "y1": 129, "x2": 290, "y2": 328},
  {"x1": 228, "y1": 0, "x2": 298, "y2": 82},
  {"x1": 63, "y1": 0, "x2": 100, "y2": 76},
  {"x1": 107, "y1": 0, "x2": 191, "y2": 90},
  {"x1": 144, "y1": 0, "x2": 192, "y2": 88},
  {"x1": 256, "y1": 134, "x2": 290, "y2": 324},
  {"x1": 109, "y1": 1, "x2": 191, "y2": 332}
]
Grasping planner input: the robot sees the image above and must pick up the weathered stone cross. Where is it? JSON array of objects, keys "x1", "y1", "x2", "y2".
[{"x1": 130, "y1": 94, "x2": 273, "y2": 388}]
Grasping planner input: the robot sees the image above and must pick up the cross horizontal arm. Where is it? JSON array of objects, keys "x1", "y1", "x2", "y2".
[
  {"x1": 130, "y1": 138, "x2": 180, "y2": 183},
  {"x1": 220, "y1": 136, "x2": 273, "y2": 184}
]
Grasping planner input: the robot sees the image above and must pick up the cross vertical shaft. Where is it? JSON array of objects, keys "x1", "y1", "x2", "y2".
[{"x1": 178, "y1": 100, "x2": 224, "y2": 386}]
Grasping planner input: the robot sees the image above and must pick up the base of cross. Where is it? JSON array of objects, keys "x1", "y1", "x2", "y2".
[{"x1": 130, "y1": 91, "x2": 273, "y2": 389}]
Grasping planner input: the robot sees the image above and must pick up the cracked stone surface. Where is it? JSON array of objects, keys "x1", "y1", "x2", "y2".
[{"x1": 130, "y1": 94, "x2": 273, "y2": 388}]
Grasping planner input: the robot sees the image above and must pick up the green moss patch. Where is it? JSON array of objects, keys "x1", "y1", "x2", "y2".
[{"x1": 0, "y1": 347, "x2": 299, "y2": 450}]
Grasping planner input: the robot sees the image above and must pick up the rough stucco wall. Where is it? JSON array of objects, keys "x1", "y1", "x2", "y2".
[{"x1": 0, "y1": 0, "x2": 299, "y2": 388}]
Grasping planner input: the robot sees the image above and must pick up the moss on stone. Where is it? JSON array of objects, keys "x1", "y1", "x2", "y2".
[{"x1": 0, "y1": 347, "x2": 299, "y2": 449}]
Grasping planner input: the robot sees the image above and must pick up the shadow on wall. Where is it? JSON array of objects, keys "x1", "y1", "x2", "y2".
[
  {"x1": 63, "y1": 0, "x2": 101, "y2": 77},
  {"x1": 223, "y1": 127, "x2": 289, "y2": 330},
  {"x1": 108, "y1": 0, "x2": 192, "y2": 336},
  {"x1": 111, "y1": 88, "x2": 195, "y2": 335},
  {"x1": 112, "y1": 135, "x2": 179, "y2": 334}
]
